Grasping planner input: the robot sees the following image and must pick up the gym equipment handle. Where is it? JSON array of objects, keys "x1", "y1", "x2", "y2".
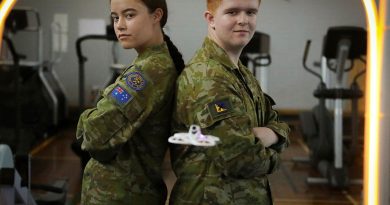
[{"x1": 303, "y1": 40, "x2": 323, "y2": 82}]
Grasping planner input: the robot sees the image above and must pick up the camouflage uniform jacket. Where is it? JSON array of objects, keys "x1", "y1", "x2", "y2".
[
  {"x1": 76, "y1": 42, "x2": 177, "y2": 205},
  {"x1": 169, "y1": 37, "x2": 290, "y2": 205}
]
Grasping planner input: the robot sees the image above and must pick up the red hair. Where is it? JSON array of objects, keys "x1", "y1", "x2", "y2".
[{"x1": 207, "y1": 0, "x2": 261, "y2": 14}]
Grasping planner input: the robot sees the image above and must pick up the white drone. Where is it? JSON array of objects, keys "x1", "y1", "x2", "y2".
[{"x1": 168, "y1": 125, "x2": 220, "y2": 147}]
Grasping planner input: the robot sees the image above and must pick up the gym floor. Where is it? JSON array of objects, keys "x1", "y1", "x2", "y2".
[{"x1": 29, "y1": 116, "x2": 364, "y2": 205}]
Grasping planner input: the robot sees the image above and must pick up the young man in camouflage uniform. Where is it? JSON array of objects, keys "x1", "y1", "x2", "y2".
[
  {"x1": 76, "y1": 0, "x2": 184, "y2": 204},
  {"x1": 169, "y1": 0, "x2": 290, "y2": 204}
]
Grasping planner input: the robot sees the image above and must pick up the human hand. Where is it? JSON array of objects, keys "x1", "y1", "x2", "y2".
[{"x1": 252, "y1": 127, "x2": 278, "y2": 147}]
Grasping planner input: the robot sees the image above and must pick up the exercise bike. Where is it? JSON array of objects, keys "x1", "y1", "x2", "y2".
[{"x1": 295, "y1": 26, "x2": 366, "y2": 188}]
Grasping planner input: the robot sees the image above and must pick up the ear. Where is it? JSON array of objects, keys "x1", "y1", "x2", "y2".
[
  {"x1": 204, "y1": 11, "x2": 215, "y2": 29},
  {"x1": 152, "y1": 8, "x2": 163, "y2": 23}
]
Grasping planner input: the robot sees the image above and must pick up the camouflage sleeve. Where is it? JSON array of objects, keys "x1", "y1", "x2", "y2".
[
  {"x1": 263, "y1": 94, "x2": 291, "y2": 153},
  {"x1": 176, "y1": 70, "x2": 281, "y2": 178},
  {"x1": 76, "y1": 108, "x2": 95, "y2": 142},
  {"x1": 77, "y1": 63, "x2": 173, "y2": 162}
]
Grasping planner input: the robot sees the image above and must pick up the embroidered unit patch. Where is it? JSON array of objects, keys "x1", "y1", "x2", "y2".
[
  {"x1": 207, "y1": 99, "x2": 233, "y2": 119},
  {"x1": 110, "y1": 85, "x2": 133, "y2": 106},
  {"x1": 126, "y1": 72, "x2": 147, "y2": 91}
]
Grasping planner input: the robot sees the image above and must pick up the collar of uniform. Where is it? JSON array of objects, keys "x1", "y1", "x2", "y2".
[
  {"x1": 203, "y1": 37, "x2": 238, "y2": 71},
  {"x1": 134, "y1": 42, "x2": 168, "y2": 64},
  {"x1": 237, "y1": 60, "x2": 246, "y2": 71}
]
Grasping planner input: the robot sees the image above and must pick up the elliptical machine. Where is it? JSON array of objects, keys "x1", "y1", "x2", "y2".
[{"x1": 296, "y1": 26, "x2": 366, "y2": 188}]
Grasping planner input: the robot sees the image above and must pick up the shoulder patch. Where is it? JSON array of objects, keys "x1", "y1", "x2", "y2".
[
  {"x1": 207, "y1": 98, "x2": 233, "y2": 120},
  {"x1": 125, "y1": 71, "x2": 147, "y2": 91},
  {"x1": 110, "y1": 85, "x2": 133, "y2": 106}
]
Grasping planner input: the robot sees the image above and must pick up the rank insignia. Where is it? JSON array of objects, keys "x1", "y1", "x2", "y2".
[
  {"x1": 110, "y1": 85, "x2": 133, "y2": 106},
  {"x1": 207, "y1": 99, "x2": 233, "y2": 119},
  {"x1": 126, "y1": 71, "x2": 147, "y2": 91}
]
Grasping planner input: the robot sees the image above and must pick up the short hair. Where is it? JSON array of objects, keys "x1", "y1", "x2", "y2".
[
  {"x1": 207, "y1": 0, "x2": 221, "y2": 14},
  {"x1": 207, "y1": 0, "x2": 261, "y2": 14}
]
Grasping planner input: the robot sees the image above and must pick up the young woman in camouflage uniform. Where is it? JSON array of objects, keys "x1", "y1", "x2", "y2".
[
  {"x1": 170, "y1": 0, "x2": 290, "y2": 204},
  {"x1": 76, "y1": 0, "x2": 184, "y2": 204}
]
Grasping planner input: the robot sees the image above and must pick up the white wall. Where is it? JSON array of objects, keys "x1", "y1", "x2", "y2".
[{"x1": 12, "y1": 0, "x2": 366, "y2": 110}]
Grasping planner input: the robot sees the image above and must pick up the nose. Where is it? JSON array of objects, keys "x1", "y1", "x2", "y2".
[
  {"x1": 237, "y1": 12, "x2": 249, "y2": 26},
  {"x1": 115, "y1": 17, "x2": 126, "y2": 31}
]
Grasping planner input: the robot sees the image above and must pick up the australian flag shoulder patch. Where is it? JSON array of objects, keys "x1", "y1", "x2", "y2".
[{"x1": 110, "y1": 85, "x2": 133, "y2": 106}]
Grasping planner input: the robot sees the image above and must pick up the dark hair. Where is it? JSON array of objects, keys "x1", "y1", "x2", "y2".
[
  {"x1": 141, "y1": 0, "x2": 168, "y2": 27},
  {"x1": 141, "y1": 0, "x2": 184, "y2": 74},
  {"x1": 163, "y1": 34, "x2": 185, "y2": 74}
]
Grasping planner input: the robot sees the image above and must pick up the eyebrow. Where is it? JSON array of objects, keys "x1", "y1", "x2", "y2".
[{"x1": 111, "y1": 8, "x2": 136, "y2": 16}]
